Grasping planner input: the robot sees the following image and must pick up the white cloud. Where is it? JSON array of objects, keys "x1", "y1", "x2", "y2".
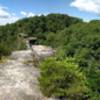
[
  {"x1": 0, "y1": 15, "x2": 19, "y2": 25},
  {"x1": 20, "y1": 11, "x2": 35, "y2": 17},
  {"x1": 70, "y1": 0, "x2": 100, "y2": 15},
  {"x1": 20, "y1": 11, "x2": 27, "y2": 16},
  {"x1": 0, "y1": 5, "x2": 20, "y2": 25},
  {"x1": 0, "y1": 6, "x2": 10, "y2": 18},
  {"x1": 28, "y1": 12, "x2": 35, "y2": 17},
  {"x1": 0, "y1": 5, "x2": 44, "y2": 25},
  {"x1": 0, "y1": 9, "x2": 37, "y2": 25}
]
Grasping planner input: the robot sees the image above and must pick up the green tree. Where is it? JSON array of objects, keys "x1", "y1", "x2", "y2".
[
  {"x1": 39, "y1": 57, "x2": 89, "y2": 99},
  {"x1": 0, "y1": 43, "x2": 11, "y2": 59}
]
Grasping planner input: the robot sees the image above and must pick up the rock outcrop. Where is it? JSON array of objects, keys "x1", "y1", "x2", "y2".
[
  {"x1": 31, "y1": 45, "x2": 55, "y2": 60},
  {"x1": 0, "y1": 50, "x2": 55, "y2": 100}
]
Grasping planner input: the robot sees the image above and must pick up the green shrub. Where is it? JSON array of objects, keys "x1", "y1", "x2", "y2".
[
  {"x1": 0, "y1": 43, "x2": 11, "y2": 59},
  {"x1": 39, "y1": 57, "x2": 89, "y2": 99}
]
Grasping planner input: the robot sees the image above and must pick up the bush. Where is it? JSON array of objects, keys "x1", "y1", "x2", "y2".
[
  {"x1": 39, "y1": 57, "x2": 89, "y2": 99},
  {"x1": 0, "y1": 43, "x2": 11, "y2": 59}
]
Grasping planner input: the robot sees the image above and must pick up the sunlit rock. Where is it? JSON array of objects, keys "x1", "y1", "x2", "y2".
[{"x1": 31, "y1": 45, "x2": 55, "y2": 60}]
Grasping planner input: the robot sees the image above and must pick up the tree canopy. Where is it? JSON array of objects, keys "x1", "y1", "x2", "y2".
[{"x1": 0, "y1": 13, "x2": 100, "y2": 99}]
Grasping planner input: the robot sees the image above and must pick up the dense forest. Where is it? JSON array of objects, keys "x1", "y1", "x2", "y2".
[
  {"x1": 0, "y1": 14, "x2": 100, "y2": 99},
  {"x1": 0, "y1": 14, "x2": 81, "y2": 53}
]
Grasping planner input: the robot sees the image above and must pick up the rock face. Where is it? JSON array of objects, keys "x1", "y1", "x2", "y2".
[
  {"x1": 10, "y1": 50, "x2": 33, "y2": 62},
  {"x1": 0, "y1": 50, "x2": 55, "y2": 100},
  {"x1": 31, "y1": 45, "x2": 54, "y2": 60}
]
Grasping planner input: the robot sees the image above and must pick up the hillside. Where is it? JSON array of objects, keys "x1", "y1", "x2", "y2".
[
  {"x1": 0, "y1": 14, "x2": 81, "y2": 53},
  {"x1": 0, "y1": 14, "x2": 100, "y2": 99}
]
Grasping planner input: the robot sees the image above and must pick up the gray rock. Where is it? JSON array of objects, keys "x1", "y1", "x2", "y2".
[
  {"x1": 31, "y1": 45, "x2": 55, "y2": 60},
  {"x1": 0, "y1": 49, "x2": 55, "y2": 100}
]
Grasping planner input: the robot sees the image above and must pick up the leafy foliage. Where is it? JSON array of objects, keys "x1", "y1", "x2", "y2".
[
  {"x1": 0, "y1": 13, "x2": 100, "y2": 99},
  {"x1": 0, "y1": 14, "x2": 81, "y2": 58},
  {"x1": 0, "y1": 43, "x2": 11, "y2": 59},
  {"x1": 39, "y1": 57, "x2": 89, "y2": 99}
]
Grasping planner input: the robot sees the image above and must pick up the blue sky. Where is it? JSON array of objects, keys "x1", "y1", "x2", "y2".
[{"x1": 0, "y1": 0, "x2": 100, "y2": 25}]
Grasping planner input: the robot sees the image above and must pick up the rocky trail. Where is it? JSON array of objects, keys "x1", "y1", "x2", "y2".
[{"x1": 0, "y1": 50, "x2": 53, "y2": 100}]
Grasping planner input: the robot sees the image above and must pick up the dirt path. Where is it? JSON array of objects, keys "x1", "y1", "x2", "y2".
[{"x1": 0, "y1": 50, "x2": 50, "y2": 100}]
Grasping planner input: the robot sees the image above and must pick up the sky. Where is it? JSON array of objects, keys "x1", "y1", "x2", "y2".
[{"x1": 0, "y1": 0, "x2": 100, "y2": 25}]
